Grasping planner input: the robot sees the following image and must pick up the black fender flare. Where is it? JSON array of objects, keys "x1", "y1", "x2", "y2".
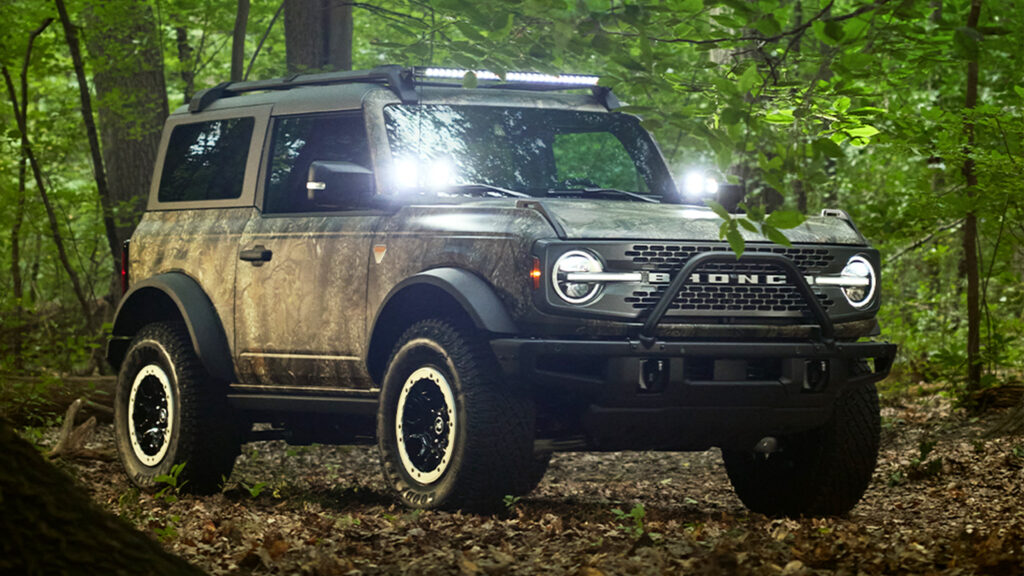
[
  {"x1": 372, "y1": 268, "x2": 518, "y2": 336},
  {"x1": 107, "y1": 273, "x2": 235, "y2": 382},
  {"x1": 365, "y1": 268, "x2": 518, "y2": 382}
]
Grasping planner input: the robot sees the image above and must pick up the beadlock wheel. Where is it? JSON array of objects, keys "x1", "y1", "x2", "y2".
[
  {"x1": 114, "y1": 322, "x2": 242, "y2": 494},
  {"x1": 377, "y1": 319, "x2": 535, "y2": 511},
  {"x1": 127, "y1": 364, "x2": 175, "y2": 466},
  {"x1": 395, "y1": 367, "x2": 457, "y2": 484}
]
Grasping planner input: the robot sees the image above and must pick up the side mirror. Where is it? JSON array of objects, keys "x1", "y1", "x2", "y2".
[{"x1": 306, "y1": 161, "x2": 375, "y2": 208}]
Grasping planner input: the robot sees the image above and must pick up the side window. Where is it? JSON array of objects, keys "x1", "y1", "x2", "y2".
[
  {"x1": 265, "y1": 114, "x2": 371, "y2": 213},
  {"x1": 553, "y1": 131, "x2": 649, "y2": 193},
  {"x1": 158, "y1": 117, "x2": 254, "y2": 202}
]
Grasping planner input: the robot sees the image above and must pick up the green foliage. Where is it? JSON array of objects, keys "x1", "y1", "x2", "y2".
[
  {"x1": 154, "y1": 462, "x2": 188, "y2": 505},
  {"x1": 243, "y1": 480, "x2": 268, "y2": 499},
  {"x1": 503, "y1": 494, "x2": 522, "y2": 513},
  {"x1": 611, "y1": 503, "x2": 660, "y2": 541}
]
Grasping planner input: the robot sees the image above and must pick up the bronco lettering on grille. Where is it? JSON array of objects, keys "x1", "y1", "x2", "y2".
[{"x1": 647, "y1": 272, "x2": 787, "y2": 285}]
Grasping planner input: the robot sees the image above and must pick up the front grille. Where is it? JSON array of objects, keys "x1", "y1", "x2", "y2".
[
  {"x1": 627, "y1": 284, "x2": 835, "y2": 314},
  {"x1": 622, "y1": 245, "x2": 836, "y2": 316},
  {"x1": 624, "y1": 244, "x2": 834, "y2": 275}
]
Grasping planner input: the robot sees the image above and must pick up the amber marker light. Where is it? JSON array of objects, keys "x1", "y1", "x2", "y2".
[{"x1": 530, "y1": 257, "x2": 542, "y2": 290}]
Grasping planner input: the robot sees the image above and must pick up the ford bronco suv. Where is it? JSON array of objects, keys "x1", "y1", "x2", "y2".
[{"x1": 108, "y1": 66, "x2": 895, "y2": 516}]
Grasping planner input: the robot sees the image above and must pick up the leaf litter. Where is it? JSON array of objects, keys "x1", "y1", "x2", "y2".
[{"x1": 56, "y1": 393, "x2": 1024, "y2": 575}]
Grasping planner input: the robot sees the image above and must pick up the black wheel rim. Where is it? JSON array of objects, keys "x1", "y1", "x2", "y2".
[{"x1": 396, "y1": 366, "x2": 456, "y2": 483}]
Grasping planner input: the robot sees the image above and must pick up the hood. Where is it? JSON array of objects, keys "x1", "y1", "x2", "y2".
[{"x1": 533, "y1": 199, "x2": 866, "y2": 245}]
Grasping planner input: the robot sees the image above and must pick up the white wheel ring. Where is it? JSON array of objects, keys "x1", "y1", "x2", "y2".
[
  {"x1": 127, "y1": 363, "x2": 175, "y2": 466},
  {"x1": 395, "y1": 366, "x2": 457, "y2": 484}
]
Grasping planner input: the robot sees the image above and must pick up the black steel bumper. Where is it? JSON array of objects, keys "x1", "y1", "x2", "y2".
[{"x1": 490, "y1": 337, "x2": 896, "y2": 451}]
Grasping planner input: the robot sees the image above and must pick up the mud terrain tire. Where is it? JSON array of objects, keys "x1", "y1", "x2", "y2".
[
  {"x1": 377, "y1": 319, "x2": 534, "y2": 512},
  {"x1": 114, "y1": 322, "x2": 241, "y2": 494},
  {"x1": 722, "y1": 380, "x2": 880, "y2": 517}
]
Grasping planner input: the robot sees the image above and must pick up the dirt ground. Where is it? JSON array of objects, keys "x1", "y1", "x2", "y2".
[{"x1": 47, "y1": 390, "x2": 1024, "y2": 575}]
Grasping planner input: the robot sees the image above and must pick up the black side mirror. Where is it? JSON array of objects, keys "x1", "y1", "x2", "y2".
[{"x1": 306, "y1": 161, "x2": 375, "y2": 208}]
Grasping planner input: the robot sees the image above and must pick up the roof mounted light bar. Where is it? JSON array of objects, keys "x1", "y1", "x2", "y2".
[
  {"x1": 189, "y1": 65, "x2": 617, "y2": 113},
  {"x1": 418, "y1": 67, "x2": 600, "y2": 87}
]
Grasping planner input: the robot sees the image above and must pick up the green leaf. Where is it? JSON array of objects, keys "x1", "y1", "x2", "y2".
[
  {"x1": 763, "y1": 110, "x2": 795, "y2": 124},
  {"x1": 833, "y1": 96, "x2": 851, "y2": 114},
  {"x1": 678, "y1": 0, "x2": 703, "y2": 12},
  {"x1": 720, "y1": 107, "x2": 745, "y2": 126},
  {"x1": 846, "y1": 125, "x2": 880, "y2": 138},
  {"x1": 765, "y1": 210, "x2": 806, "y2": 229},
  {"x1": 726, "y1": 227, "x2": 745, "y2": 257},
  {"x1": 847, "y1": 106, "x2": 886, "y2": 116},
  {"x1": 706, "y1": 200, "x2": 731, "y2": 220},
  {"x1": 737, "y1": 65, "x2": 759, "y2": 94},
  {"x1": 454, "y1": 21, "x2": 486, "y2": 41},
  {"x1": 762, "y1": 224, "x2": 792, "y2": 246},
  {"x1": 738, "y1": 218, "x2": 759, "y2": 233},
  {"x1": 813, "y1": 137, "x2": 844, "y2": 158},
  {"x1": 1014, "y1": 86, "x2": 1024, "y2": 99},
  {"x1": 462, "y1": 71, "x2": 478, "y2": 89}
]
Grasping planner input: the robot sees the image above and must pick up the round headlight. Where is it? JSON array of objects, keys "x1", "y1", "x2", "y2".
[
  {"x1": 552, "y1": 250, "x2": 603, "y2": 304},
  {"x1": 840, "y1": 255, "x2": 876, "y2": 308}
]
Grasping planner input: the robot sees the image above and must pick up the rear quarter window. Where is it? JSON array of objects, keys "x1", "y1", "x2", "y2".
[{"x1": 158, "y1": 117, "x2": 254, "y2": 202}]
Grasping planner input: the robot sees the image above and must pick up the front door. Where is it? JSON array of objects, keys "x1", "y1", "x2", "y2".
[{"x1": 234, "y1": 112, "x2": 380, "y2": 390}]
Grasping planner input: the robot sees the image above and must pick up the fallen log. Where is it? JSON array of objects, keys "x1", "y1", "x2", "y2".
[{"x1": 0, "y1": 416, "x2": 206, "y2": 575}]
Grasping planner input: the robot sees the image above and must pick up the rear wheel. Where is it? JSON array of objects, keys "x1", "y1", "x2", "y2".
[
  {"x1": 377, "y1": 319, "x2": 534, "y2": 511},
  {"x1": 114, "y1": 322, "x2": 241, "y2": 494},
  {"x1": 722, "y1": 380, "x2": 880, "y2": 517}
]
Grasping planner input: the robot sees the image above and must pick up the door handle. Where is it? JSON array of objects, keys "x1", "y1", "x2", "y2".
[{"x1": 240, "y1": 245, "x2": 272, "y2": 265}]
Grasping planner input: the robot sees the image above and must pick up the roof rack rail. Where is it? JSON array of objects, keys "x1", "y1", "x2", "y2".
[
  {"x1": 189, "y1": 65, "x2": 416, "y2": 112},
  {"x1": 188, "y1": 65, "x2": 616, "y2": 113}
]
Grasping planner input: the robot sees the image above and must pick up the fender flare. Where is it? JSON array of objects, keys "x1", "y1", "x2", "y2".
[
  {"x1": 108, "y1": 273, "x2": 235, "y2": 382},
  {"x1": 371, "y1": 268, "x2": 518, "y2": 337}
]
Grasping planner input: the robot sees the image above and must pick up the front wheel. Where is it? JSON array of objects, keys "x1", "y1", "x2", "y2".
[
  {"x1": 377, "y1": 319, "x2": 534, "y2": 511},
  {"x1": 722, "y1": 380, "x2": 881, "y2": 517},
  {"x1": 114, "y1": 322, "x2": 241, "y2": 494}
]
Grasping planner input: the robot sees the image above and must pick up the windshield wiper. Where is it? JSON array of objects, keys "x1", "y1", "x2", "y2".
[
  {"x1": 447, "y1": 182, "x2": 531, "y2": 199},
  {"x1": 546, "y1": 187, "x2": 658, "y2": 203}
]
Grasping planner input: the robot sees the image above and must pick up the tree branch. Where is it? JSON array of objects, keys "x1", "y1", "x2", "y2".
[{"x1": 601, "y1": 0, "x2": 890, "y2": 47}]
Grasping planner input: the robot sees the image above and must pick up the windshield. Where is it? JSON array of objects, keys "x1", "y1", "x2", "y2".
[{"x1": 383, "y1": 104, "x2": 677, "y2": 201}]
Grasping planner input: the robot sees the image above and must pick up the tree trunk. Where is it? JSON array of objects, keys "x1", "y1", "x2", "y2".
[
  {"x1": 0, "y1": 418, "x2": 206, "y2": 575},
  {"x1": 82, "y1": 0, "x2": 169, "y2": 244},
  {"x1": 8, "y1": 19, "x2": 51, "y2": 369},
  {"x1": 962, "y1": 0, "x2": 983, "y2": 393},
  {"x1": 10, "y1": 158, "x2": 27, "y2": 369},
  {"x1": 1, "y1": 65, "x2": 93, "y2": 329},
  {"x1": 284, "y1": 0, "x2": 353, "y2": 73},
  {"x1": 231, "y1": 0, "x2": 250, "y2": 81},
  {"x1": 55, "y1": 0, "x2": 121, "y2": 283},
  {"x1": 174, "y1": 26, "x2": 196, "y2": 103}
]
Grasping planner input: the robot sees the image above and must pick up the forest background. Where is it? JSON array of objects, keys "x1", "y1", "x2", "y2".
[{"x1": 1, "y1": 0, "x2": 1022, "y2": 414}]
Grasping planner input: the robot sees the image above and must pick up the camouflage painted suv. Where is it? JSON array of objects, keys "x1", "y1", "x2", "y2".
[{"x1": 108, "y1": 66, "x2": 895, "y2": 515}]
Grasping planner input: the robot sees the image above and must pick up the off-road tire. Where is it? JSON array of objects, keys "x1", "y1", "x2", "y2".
[
  {"x1": 114, "y1": 322, "x2": 241, "y2": 494},
  {"x1": 377, "y1": 319, "x2": 534, "y2": 512},
  {"x1": 513, "y1": 452, "x2": 552, "y2": 496},
  {"x1": 722, "y1": 379, "x2": 880, "y2": 517}
]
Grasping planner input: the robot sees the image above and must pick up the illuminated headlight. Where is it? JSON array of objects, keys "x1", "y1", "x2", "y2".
[
  {"x1": 552, "y1": 250, "x2": 603, "y2": 304},
  {"x1": 839, "y1": 255, "x2": 876, "y2": 308}
]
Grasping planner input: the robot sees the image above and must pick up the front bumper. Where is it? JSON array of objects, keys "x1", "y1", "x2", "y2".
[{"x1": 491, "y1": 337, "x2": 896, "y2": 451}]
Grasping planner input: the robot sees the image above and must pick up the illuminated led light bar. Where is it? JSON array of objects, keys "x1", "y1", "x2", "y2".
[{"x1": 420, "y1": 67, "x2": 600, "y2": 86}]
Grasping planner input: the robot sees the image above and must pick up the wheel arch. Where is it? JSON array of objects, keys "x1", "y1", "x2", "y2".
[
  {"x1": 366, "y1": 268, "x2": 517, "y2": 385},
  {"x1": 106, "y1": 273, "x2": 235, "y2": 382}
]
